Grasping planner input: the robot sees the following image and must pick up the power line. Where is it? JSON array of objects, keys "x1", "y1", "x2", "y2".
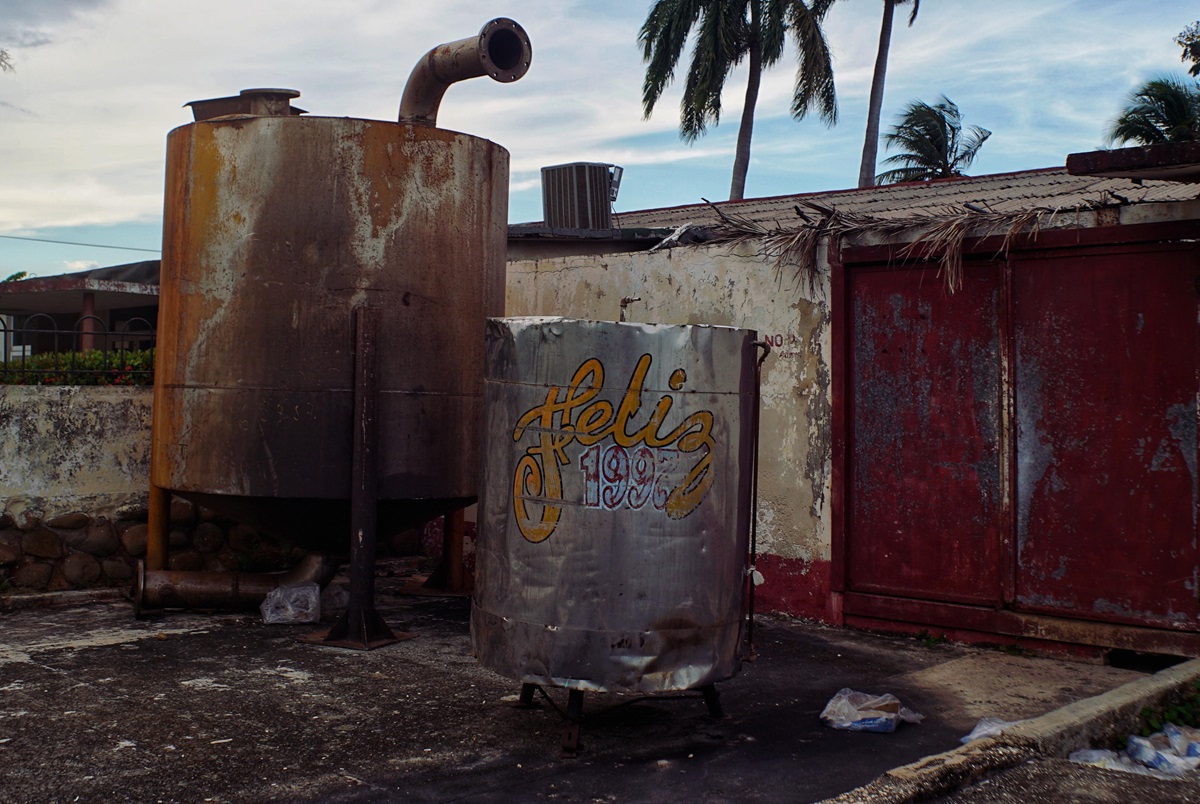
[{"x1": 0, "y1": 234, "x2": 161, "y2": 253}]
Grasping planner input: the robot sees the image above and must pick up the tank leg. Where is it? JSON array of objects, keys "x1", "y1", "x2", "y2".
[
  {"x1": 701, "y1": 684, "x2": 725, "y2": 719},
  {"x1": 311, "y1": 307, "x2": 402, "y2": 650},
  {"x1": 145, "y1": 483, "x2": 172, "y2": 572},
  {"x1": 561, "y1": 689, "x2": 585, "y2": 754},
  {"x1": 444, "y1": 508, "x2": 469, "y2": 593},
  {"x1": 516, "y1": 683, "x2": 538, "y2": 708},
  {"x1": 422, "y1": 509, "x2": 472, "y2": 594}
]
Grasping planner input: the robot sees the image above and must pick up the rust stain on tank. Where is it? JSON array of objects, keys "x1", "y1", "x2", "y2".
[{"x1": 155, "y1": 113, "x2": 509, "y2": 546}]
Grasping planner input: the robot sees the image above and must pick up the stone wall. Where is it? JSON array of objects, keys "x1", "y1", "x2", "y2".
[
  {"x1": 0, "y1": 385, "x2": 301, "y2": 594},
  {"x1": 0, "y1": 497, "x2": 304, "y2": 593},
  {"x1": 505, "y1": 241, "x2": 836, "y2": 621}
]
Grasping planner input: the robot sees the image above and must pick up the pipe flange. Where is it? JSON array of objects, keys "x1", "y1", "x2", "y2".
[{"x1": 478, "y1": 18, "x2": 532, "y2": 83}]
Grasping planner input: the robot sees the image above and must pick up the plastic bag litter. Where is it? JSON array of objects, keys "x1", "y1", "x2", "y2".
[
  {"x1": 1126, "y1": 733, "x2": 1200, "y2": 776},
  {"x1": 1069, "y1": 748, "x2": 1177, "y2": 779},
  {"x1": 819, "y1": 688, "x2": 924, "y2": 733},
  {"x1": 1070, "y1": 723, "x2": 1200, "y2": 779},
  {"x1": 960, "y1": 717, "x2": 1024, "y2": 744},
  {"x1": 260, "y1": 582, "x2": 321, "y2": 624},
  {"x1": 1164, "y1": 722, "x2": 1200, "y2": 758}
]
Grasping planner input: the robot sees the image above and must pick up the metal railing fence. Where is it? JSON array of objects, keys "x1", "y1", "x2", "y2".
[{"x1": 0, "y1": 314, "x2": 155, "y2": 385}]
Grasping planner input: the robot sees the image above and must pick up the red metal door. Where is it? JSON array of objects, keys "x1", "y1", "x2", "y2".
[
  {"x1": 1013, "y1": 245, "x2": 1200, "y2": 629},
  {"x1": 846, "y1": 263, "x2": 1004, "y2": 605}
]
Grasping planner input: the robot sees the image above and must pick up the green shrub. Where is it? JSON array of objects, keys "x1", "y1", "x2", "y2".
[
  {"x1": 0, "y1": 348, "x2": 154, "y2": 386},
  {"x1": 1139, "y1": 680, "x2": 1200, "y2": 736}
]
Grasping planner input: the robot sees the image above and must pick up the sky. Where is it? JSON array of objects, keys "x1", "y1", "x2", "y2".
[{"x1": 0, "y1": 0, "x2": 1193, "y2": 278}]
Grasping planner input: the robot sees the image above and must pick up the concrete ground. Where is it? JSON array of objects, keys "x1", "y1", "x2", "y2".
[{"x1": 0, "y1": 566, "x2": 1195, "y2": 803}]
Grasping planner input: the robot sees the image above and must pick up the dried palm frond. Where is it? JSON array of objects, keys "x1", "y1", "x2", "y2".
[
  {"x1": 892, "y1": 207, "x2": 1058, "y2": 289},
  {"x1": 702, "y1": 198, "x2": 1094, "y2": 293},
  {"x1": 702, "y1": 199, "x2": 834, "y2": 295}
]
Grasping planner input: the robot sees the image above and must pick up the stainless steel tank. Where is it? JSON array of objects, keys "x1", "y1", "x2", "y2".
[
  {"x1": 472, "y1": 317, "x2": 758, "y2": 693},
  {"x1": 151, "y1": 21, "x2": 531, "y2": 550}
]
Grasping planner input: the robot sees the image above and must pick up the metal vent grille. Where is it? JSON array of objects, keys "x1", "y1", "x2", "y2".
[{"x1": 541, "y1": 163, "x2": 614, "y2": 230}]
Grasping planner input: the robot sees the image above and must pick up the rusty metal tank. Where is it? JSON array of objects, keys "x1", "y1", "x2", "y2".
[
  {"x1": 152, "y1": 21, "x2": 531, "y2": 549},
  {"x1": 472, "y1": 317, "x2": 758, "y2": 693}
]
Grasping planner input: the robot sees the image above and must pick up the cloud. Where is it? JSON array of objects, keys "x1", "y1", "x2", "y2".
[
  {"x1": 0, "y1": 0, "x2": 111, "y2": 51},
  {"x1": 63, "y1": 259, "x2": 99, "y2": 271},
  {"x1": 0, "y1": 0, "x2": 110, "y2": 27},
  {"x1": 11, "y1": 32, "x2": 54, "y2": 49},
  {"x1": 0, "y1": 0, "x2": 1196, "y2": 240},
  {"x1": 0, "y1": 99, "x2": 35, "y2": 116}
]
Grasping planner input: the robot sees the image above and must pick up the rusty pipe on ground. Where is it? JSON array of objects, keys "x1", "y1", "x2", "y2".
[
  {"x1": 133, "y1": 552, "x2": 341, "y2": 618},
  {"x1": 399, "y1": 17, "x2": 532, "y2": 126}
]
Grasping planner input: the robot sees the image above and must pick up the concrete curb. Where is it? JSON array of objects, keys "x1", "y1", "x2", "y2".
[
  {"x1": 0, "y1": 587, "x2": 128, "y2": 612},
  {"x1": 1001, "y1": 657, "x2": 1200, "y2": 755},
  {"x1": 821, "y1": 658, "x2": 1200, "y2": 803}
]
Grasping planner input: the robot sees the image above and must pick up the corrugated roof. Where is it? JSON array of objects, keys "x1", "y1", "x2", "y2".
[{"x1": 612, "y1": 167, "x2": 1199, "y2": 230}]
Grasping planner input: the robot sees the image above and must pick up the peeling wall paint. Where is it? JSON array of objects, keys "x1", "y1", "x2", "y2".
[
  {"x1": 505, "y1": 242, "x2": 833, "y2": 580},
  {"x1": 847, "y1": 266, "x2": 1006, "y2": 603},
  {"x1": 1009, "y1": 248, "x2": 1200, "y2": 629},
  {"x1": 0, "y1": 386, "x2": 152, "y2": 519}
]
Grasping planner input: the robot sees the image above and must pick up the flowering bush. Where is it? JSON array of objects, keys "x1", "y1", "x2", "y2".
[{"x1": 0, "y1": 348, "x2": 154, "y2": 386}]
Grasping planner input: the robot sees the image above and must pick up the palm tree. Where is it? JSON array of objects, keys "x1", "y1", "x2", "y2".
[
  {"x1": 857, "y1": 0, "x2": 919, "y2": 188},
  {"x1": 875, "y1": 96, "x2": 989, "y2": 184},
  {"x1": 1176, "y1": 22, "x2": 1200, "y2": 78},
  {"x1": 1107, "y1": 76, "x2": 1200, "y2": 146},
  {"x1": 639, "y1": 0, "x2": 838, "y2": 201}
]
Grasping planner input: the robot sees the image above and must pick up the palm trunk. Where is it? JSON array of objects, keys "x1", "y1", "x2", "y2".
[
  {"x1": 858, "y1": 0, "x2": 896, "y2": 188},
  {"x1": 730, "y1": 25, "x2": 762, "y2": 200}
]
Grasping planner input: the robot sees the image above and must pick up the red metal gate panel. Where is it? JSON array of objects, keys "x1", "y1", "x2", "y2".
[
  {"x1": 847, "y1": 264, "x2": 1003, "y2": 604},
  {"x1": 1013, "y1": 245, "x2": 1200, "y2": 629}
]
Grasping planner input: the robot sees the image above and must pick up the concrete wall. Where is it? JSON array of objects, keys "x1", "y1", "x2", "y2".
[
  {"x1": 0, "y1": 386, "x2": 304, "y2": 594},
  {"x1": 506, "y1": 241, "x2": 836, "y2": 620},
  {"x1": 0, "y1": 385, "x2": 153, "y2": 525},
  {"x1": 0, "y1": 386, "x2": 151, "y2": 591}
]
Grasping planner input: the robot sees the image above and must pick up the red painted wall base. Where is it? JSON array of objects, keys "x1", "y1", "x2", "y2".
[{"x1": 753, "y1": 554, "x2": 836, "y2": 623}]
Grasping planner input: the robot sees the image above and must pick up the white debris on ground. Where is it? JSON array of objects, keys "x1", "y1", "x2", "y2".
[
  {"x1": 1070, "y1": 723, "x2": 1200, "y2": 779},
  {"x1": 960, "y1": 717, "x2": 1027, "y2": 744},
  {"x1": 819, "y1": 688, "x2": 924, "y2": 733},
  {"x1": 259, "y1": 582, "x2": 321, "y2": 624}
]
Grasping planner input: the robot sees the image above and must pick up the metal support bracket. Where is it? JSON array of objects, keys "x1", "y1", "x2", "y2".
[{"x1": 307, "y1": 307, "x2": 410, "y2": 650}]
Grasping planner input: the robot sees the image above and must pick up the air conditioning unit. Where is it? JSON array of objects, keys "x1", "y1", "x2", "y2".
[{"x1": 541, "y1": 162, "x2": 622, "y2": 230}]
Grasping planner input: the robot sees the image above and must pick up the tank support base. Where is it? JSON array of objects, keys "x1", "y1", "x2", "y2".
[
  {"x1": 515, "y1": 682, "x2": 539, "y2": 708},
  {"x1": 513, "y1": 682, "x2": 729, "y2": 755},
  {"x1": 701, "y1": 684, "x2": 724, "y2": 718},
  {"x1": 561, "y1": 689, "x2": 585, "y2": 753},
  {"x1": 307, "y1": 307, "x2": 402, "y2": 651}
]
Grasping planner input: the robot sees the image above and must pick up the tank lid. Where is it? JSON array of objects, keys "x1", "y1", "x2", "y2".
[{"x1": 185, "y1": 88, "x2": 307, "y2": 121}]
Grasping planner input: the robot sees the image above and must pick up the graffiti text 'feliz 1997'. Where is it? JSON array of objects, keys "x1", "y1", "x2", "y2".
[{"x1": 511, "y1": 353, "x2": 716, "y2": 543}]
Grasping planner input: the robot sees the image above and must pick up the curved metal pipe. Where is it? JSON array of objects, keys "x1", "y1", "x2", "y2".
[
  {"x1": 399, "y1": 17, "x2": 532, "y2": 127},
  {"x1": 133, "y1": 552, "x2": 342, "y2": 618}
]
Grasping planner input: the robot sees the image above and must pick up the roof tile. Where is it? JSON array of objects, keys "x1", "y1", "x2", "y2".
[{"x1": 613, "y1": 167, "x2": 1197, "y2": 230}]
